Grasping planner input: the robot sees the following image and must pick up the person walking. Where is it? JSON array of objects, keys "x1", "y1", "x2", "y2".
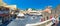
[{"x1": 51, "y1": 16, "x2": 56, "y2": 26}]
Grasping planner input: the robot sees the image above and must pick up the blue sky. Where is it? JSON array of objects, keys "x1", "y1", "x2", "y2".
[{"x1": 3, "y1": 0, "x2": 60, "y2": 10}]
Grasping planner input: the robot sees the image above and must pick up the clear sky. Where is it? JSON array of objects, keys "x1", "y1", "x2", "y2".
[{"x1": 3, "y1": 0, "x2": 60, "y2": 10}]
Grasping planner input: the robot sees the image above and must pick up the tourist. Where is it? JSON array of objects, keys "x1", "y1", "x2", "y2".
[{"x1": 51, "y1": 16, "x2": 56, "y2": 26}]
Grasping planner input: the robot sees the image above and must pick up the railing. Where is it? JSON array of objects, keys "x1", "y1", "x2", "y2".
[{"x1": 26, "y1": 19, "x2": 53, "y2": 26}]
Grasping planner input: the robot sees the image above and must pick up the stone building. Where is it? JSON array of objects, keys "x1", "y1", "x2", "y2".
[
  {"x1": 42, "y1": 6, "x2": 52, "y2": 21},
  {"x1": 55, "y1": 5, "x2": 60, "y2": 15},
  {"x1": 50, "y1": 4, "x2": 60, "y2": 20},
  {"x1": 0, "y1": 0, "x2": 7, "y2": 6},
  {"x1": 54, "y1": 4, "x2": 60, "y2": 20},
  {"x1": 0, "y1": 0, "x2": 17, "y2": 24}
]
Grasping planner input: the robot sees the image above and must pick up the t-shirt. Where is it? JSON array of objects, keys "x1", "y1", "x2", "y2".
[{"x1": 51, "y1": 17, "x2": 56, "y2": 23}]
